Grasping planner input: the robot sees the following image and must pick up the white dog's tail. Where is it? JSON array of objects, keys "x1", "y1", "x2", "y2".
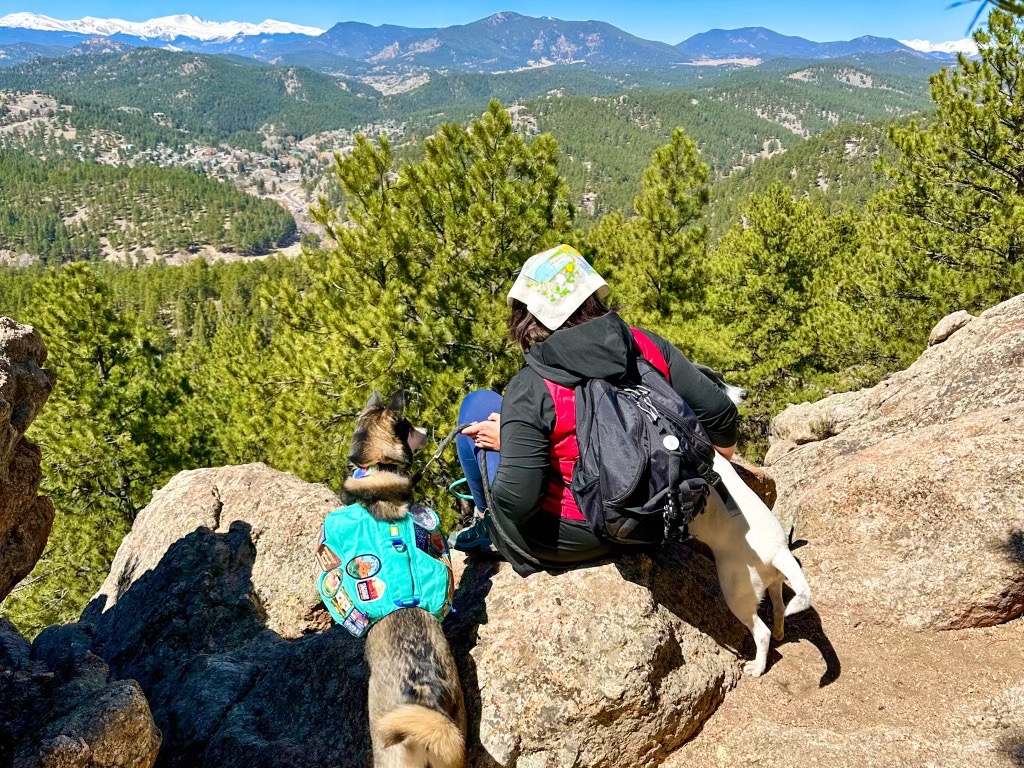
[
  {"x1": 377, "y1": 704, "x2": 465, "y2": 768},
  {"x1": 773, "y1": 548, "x2": 812, "y2": 616}
]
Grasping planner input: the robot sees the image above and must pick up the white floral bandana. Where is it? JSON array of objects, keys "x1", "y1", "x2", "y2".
[{"x1": 507, "y1": 244, "x2": 610, "y2": 331}]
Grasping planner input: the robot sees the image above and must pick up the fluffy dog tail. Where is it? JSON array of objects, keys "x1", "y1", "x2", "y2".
[
  {"x1": 377, "y1": 704, "x2": 465, "y2": 768},
  {"x1": 773, "y1": 548, "x2": 812, "y2": 616}
]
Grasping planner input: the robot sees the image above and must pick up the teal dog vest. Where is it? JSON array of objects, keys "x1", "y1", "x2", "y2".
[{"x1": 315, "y1": 502, "x2": 454, "y2": 637}]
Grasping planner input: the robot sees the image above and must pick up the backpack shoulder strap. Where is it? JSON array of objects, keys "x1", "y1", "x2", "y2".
[{"x1": 631, "y1": 328, "x2": 670, "y2": 381}]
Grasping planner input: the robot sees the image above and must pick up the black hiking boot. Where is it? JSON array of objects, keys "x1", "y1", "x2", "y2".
[{"x1": 449, "y1": 510, "x2": 494, "y2": 553}]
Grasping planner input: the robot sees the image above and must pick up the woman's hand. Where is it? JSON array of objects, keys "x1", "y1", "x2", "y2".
[{"x1": 462, "y1": 413, "x2": 501, "y2": 451}]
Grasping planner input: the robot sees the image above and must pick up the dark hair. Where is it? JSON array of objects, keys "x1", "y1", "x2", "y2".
[{"x1": 509, "y1": 293, "x2": 617, "y2": 353}]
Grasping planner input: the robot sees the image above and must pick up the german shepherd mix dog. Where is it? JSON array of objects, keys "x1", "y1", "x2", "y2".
[{"x1": 343, "y1": 391, "x2": 467, "y2": 768}]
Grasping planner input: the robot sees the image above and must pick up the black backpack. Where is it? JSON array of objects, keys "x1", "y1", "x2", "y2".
[{"x1": 537, "y1": 334, "x2": 717, "y2": 546}]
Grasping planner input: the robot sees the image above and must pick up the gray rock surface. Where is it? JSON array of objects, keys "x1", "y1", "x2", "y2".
[
  {"x1": 765, "y1": 293, "x2": 1024, "y2": 630},
  {"x1": 0, "y1": 318, "x2": 56, "y2": 601},
  {"x1": 93, "y1": 463, "x2": 343, "y2": 639},
  {"x1": 462, "y1": 549, "x2": 745, "y2": 768},
  {"x1": 0, "y1": 619, "x2": 161, "y2": 768}
]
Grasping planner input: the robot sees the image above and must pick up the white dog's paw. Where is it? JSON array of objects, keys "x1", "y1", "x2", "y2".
[{"x1": 742, "y1": 660, "x2": 766, "y2": 677}]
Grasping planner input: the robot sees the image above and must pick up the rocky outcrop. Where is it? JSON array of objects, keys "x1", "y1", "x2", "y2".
[
  {"x1": 93, "y1": 463, "x2": 343, "y2": 639},
  {"x1": 0, "y1": 322, "x2": 158, "y2": 768},
  {"x1": 766, "y1": 294, "x2": 1024, "y2": 630},
  {"x1": 459, "y1": 547, "x2": 744, "y2": 767},
  {"x1": 70, "y1": 463, "x2": 747, "y2": 768},
  {"x1": 0, "y1": 619, "x2": 161, "y2": 768},
  {"x1": 0, "y1": 318, "x2": 56, "y2": 601}
]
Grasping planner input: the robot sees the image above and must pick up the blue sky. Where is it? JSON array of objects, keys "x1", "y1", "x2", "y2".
[{"x1": 5, "y1": 0, "x2": 988, "y2": 43}]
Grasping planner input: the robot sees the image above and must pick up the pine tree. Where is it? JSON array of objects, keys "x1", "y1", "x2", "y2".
[
  {"x1": 711, "y1": 183, "x2": 859, "y2": 448},
  {"x1": 259, "y1": 101, "x2": 573, "y2": 512},
  {"x1": 878, "y1": 9, "x2": 1024, "y2": 309},
  {"x1": 587, "y1": 127, "x2": 709, "y2": 345},
  {"x1": 7, "y1": 263, "x2": 192, "y2": 632}
]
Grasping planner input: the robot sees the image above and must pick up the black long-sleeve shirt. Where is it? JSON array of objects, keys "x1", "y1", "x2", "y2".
[{"x1": 491, "y1": 313, "x2": 738, "y2": 528}]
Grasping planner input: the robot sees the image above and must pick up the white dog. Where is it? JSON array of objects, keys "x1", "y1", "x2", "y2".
[{"x1": 684, "y1": 367, "x2": 812, "y2": 676}]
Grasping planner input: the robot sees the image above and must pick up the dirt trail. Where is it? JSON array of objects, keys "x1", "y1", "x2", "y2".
[{"x1": 667, "y1": 602, "x2": 1024, "y2": 768}]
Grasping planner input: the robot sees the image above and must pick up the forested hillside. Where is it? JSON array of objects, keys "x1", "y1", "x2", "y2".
[
  {"x1": 3, "y1": 11, "x2": 1021, "y2": 641},
  {"x1": 705, "y1": 120, "x2": 898, "y2": 239},
  {"x1": 524, "y1": 57, "x2": 929, "y2": 215},
  {"x1": 386, "y1": 56, "x2": 933, "y2": 217},
  {"x1": 0, "y1": 151, "x2": 297, "y2": 262},
  {"x1": 382, "y1": 66, "x2": 712, "y2": 115},
  {"x1": 690, "y1": 55, "x2": 931, "y2": 143},
  {"x1": 527, "y1": 93, "x2": 799, "y2": 214},
  {"x1": 0, "y1": 43, "x2": 938, "y2": 223},
  {"x1": 0, "y1": 48, "x2": 380, "y2": 149}
]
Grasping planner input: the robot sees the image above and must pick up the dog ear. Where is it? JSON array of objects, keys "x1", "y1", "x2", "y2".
[
  {"x1": 364, "y1": 390, "x2": 382, "y2": 411},
  {"x1": 388, "y1": 390, "x2": 406, "y2": 415},
  {"x1": 408, "y1": 426, "x2": 428, "y2": 453}
]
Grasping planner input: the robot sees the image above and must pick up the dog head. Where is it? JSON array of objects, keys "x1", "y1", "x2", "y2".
[
  {"x1": 695, "y1": 363, "x2": 748, "y2": 407},
  {"x1": 344, "y1": 390, "x2": 428, "y2": 505}
]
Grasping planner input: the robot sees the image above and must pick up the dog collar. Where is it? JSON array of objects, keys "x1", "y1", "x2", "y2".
[{"x1": 351, "y1": 463, "x2": 406, "y2": 479}]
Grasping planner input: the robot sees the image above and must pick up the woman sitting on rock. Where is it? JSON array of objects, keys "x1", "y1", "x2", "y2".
[{"x1": 451, "y1": 245, "x2": 739, "y2": 575}]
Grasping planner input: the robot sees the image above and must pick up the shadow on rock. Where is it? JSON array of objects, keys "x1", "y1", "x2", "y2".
[
  {"x1": 444, "y1": 553, "x2": 498, "y2": 767},
  {"x1": 1005, "y1": 530, "x2": 1024, "y2": 572},
  {"x1": 998, "y1": 734, "x2": 1024, "y2": 768},
  {"x1": 0, "y1": 618, "x2": 161, "y2": 768},
  {"x1": 71, "y1": 520, "x2": 500, "y2": 768},
  {"x1": 619, "y1": 540, "x2": 842, "y2": 690},
  {"x1": 616, "y1": 541, "x2": 749, "y2": 655},
  {"x1": 769, "y1": 606, "x2": 842, "y2": 688},
  {"x1": 77, "y1": 521, "x2": 372, "y2": 768}
]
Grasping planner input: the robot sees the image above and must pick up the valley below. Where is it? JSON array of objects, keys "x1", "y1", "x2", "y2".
[{"x1": 0, "y1": 34, "x2": 932, "y2": 266}]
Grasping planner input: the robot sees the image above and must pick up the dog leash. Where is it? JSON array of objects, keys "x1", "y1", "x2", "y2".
[{"x1": 411, "y1": 422, "x2": 475, "y2": 487}]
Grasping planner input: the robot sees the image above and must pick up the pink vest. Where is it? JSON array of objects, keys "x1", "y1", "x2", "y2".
[{"x1": 540, "y1": 328, "x2": 670, "y2": 521}]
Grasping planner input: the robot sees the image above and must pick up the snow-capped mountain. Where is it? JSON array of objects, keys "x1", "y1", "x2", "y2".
[
  {"x1": 0, "y1": 10, "x2": 960, "y2": 74},
  {"x1": 900, "y1": 37, "x2": 978, "y2": 55},
  {"x1": 0, "y1": 12, "x2": 324, "y2": 41}
]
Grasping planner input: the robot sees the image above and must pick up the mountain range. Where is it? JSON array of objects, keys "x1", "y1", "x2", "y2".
[
  {"x1": 677, "y1": 28, "x2": 914, "y2": 61},
  {"x1": 0, "y1": 11, "x2": 958, "y2": 73}
]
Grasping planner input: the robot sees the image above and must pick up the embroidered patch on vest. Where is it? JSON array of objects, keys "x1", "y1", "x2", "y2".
[
  {"x1": 343, "y1": 608, "x2": 369, "y2": 637},
  {"x1": 321, "y1": 569, "x2": 342, "y2": 598},
  {"x1": 346, "y1": 554, "x2": 381, "y2": 579},
  {"x1": 315, "y1": 544, "x2": 341, "y2": 571},
  {"x1": 428, "y1": 531, "x2": 447, "y2": 556},
  {"x1": 331, "y1": 590, "x2": 353, "y2": 616},
  {"x1": 356, "y1": 577, "x2": 386, "y2": 602},
  {"x1": 410, "y1": 504, "x2": 440, "y2": 531}
]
